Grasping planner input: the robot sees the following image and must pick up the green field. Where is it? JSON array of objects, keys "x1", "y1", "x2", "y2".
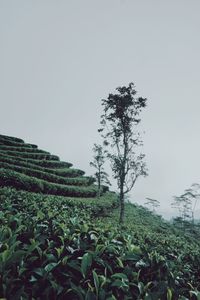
[{"x1": 0, "y1": 134, "x2": 200, "y2": 299}]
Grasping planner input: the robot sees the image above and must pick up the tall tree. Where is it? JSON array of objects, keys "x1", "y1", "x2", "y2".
[
  {"x1": 90, "y1": 144, "x2": 110, "y2": 197},
  {"x1": 98, "y1": 83, "x2": 147, "y2": 223}
]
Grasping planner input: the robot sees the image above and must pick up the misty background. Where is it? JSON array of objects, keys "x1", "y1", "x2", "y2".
[{"x1": 1, "y1": 0, "x2": 200, "y2": 219}]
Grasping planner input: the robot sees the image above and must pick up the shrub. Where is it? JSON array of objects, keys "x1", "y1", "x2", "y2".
[
  {"x1": 0, "y1": 162, "x2": 95, "y2": 186},
  {"x1": 0, "y1": 150, "x2": 59, "y2": 161},
  {"x1": 0, "y1": 154, "x2": 84, "y2": 177},
  {"x1": 0, "y1": 134, "x2": 24, "y2": 143},
  {"x1": 0, "y1": 145, "x2": 49, "y2": 154},
  {"x1": 0, "y1": 168, "x2": 100, "y2": 197},
  {"x1": 0, "y1": 152, "x2": 72, "y2": 169},
  {"x1": 0, "y1": 137, "x2": 38, "y2": 148},
  {"x1": 0, "y1": 186, "x2": 199, "y2": 299}
]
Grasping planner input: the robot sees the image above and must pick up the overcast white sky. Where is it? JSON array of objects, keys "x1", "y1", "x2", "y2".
[{"x1": 1, "y1": 0, "x2": 200, "y2": 219}]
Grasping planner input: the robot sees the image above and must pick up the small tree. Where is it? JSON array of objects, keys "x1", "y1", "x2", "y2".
[
  {"x1": 145, "y1": 197, "x2": 160, "y2": 213},
  {"x1": 172, "y1": 183, "x2": 200, "y2": 228},
  {"x1": 183, "y1": 183, "x2": 200, "y2": 223},
  {"x1": 90, "y1": 144, "x2": 110, "y2": 197},
  {"x1": 98, "y1": 83, "x2": 148, "y2": 223},
  {"x1": 171, "y1": 195, "x2": 192, "y2": 225}
]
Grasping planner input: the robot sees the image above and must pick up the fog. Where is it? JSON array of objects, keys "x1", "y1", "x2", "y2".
[{"x1": 1, "y1": 0, "x2": 200, "y2": 219}]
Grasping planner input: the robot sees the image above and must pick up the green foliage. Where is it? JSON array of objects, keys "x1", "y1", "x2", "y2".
[
  {"x1": 0, "y1": 149, "x2": 59, "y2": 161},
  {"x1": 0, "y1": 152, "x2": 73, "y2": 169},
  {"x1": 0, "y1": 153, "x2": 86, "y2": 177},
  {"x1": 0, "y1": 187, "x2": 199, "y2": 299},
  {"x1": 0, "y1": 134, "x2": 24, "y2": 143},
  {"x1": 0, "y1": 168, "x2": 103, "y2": 197},
  {"x1": 0, "y1": 134, "x2": 37, "y2": 148},
  {"x1": 98, "y1": 83, "x2": 147, "y2": 223},
  {"x1": 0, "y1": 145, "x2": 49, "y2": 154},
  {"x1": 1, "y1": 134, "x2": 200, "y2": 298},
  {"x1": 0, "y1": 162, "x2": 95, "y2": 186},
  {"x1": 172, "y1": 184, "x2": 200, "y2": 227},
  {"x1": 90, "y1": 144, "x2": 110, "y2": 197},
  {"x1": 48, "y1": 168, "x2": 85, "y2": 177},
  {"x1": 0, "y1": 134, "x2": 101, "y2": 202}
]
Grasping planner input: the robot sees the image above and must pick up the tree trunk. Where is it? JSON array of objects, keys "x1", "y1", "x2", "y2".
[
  {"x1": 119, "y1": 186, "x2": 125, "y2": 224},
  {"x1": 98, "y1": 171, "x2": 101, "y2": 198}
]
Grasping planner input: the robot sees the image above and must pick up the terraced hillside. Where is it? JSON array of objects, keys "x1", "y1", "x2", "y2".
[
  {"x1": 1, "y1": 134, "x2": 200, "y2": 299},
  {"x1": 0, "y1": 134, "x2": 108, "y2": 198}
]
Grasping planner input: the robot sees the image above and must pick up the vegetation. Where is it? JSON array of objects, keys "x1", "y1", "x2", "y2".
[
  {"x1": 90, "y1": 144, "x2": 110, "y2": 197},
  {"x1": 98, "y1": 83, "x2": 147, "y2": 223},
  {"x1": 0, "y1": 134, "x2": 200, "y2": 299},
  {"x1": 0, "y1": 187, "x2": 200, "y2": 299},
  {"x1": 0, "y1": 144, "x2": 50, "y2": 154},
  {"x1": 0, "y1": 162, "x2": 94, "y2": 186},
  {"x1": 0, "y1": 168, "x2": 105, "y2": 198},
  {"x1": 0, "y1": 152, "x2": 73, "y2": 169},
  {"x1": 0, "y1": 149, "x2": 60, "y2": 161},
  {"x1": 145, "y1": 198, "x2": 160, "y2": 213},
  {"x1": 172, "y1": 183, "x2": 200, "y2": 228},
  {"x1": 0, "y1": 134, "x2": 24, "y2": 143},
  {"x1": 0, "y1": 154, "x2": 86, "y2": 177},
  {"x1": 0, "y1": 135, "x2": 102, "y2": 198},
  {"x1": 0, "y1": 134, "x2": 37, "y2": 148}
]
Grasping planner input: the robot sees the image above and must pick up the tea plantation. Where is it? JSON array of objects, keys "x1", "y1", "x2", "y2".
[{"x1": 0, "y1": 134, "x2": 200, "y2": 299}]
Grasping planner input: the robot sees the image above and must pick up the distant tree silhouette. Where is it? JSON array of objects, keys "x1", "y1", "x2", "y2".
[
  {"x1": 172, "y1": 183, "x2": 200, "y2": 228},
  {"x1": 145, "y1": 197, "x2": 160, "y2": 213}
]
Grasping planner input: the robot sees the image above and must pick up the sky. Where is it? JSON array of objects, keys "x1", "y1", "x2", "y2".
[{"x1": 1, "y1": 0, "x2": 200, "y2": 219}]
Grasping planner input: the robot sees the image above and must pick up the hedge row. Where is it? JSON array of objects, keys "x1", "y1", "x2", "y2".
[
  {"x1": 0, "y1": 134, "x2": 24, "y2": 143},
  {"x1": 0, "y1": 136, "x2": 37, "y2": 148},
  {"x1": 0, "y1": 168, "x2": 100, "y2": 197},
  {"x1": 0, "y1": 154, "x2": 83, "y2": 177},
  {"x1": 0, "y1": 162, "x2": 95, "y2": 186},
  {"x1": 47, "y1": 168, "x2": 85, "y2": 177},
  {"x1": 0, "y1": 140, "x2": 37, "y2": 148},
  {"x1": 0, "y1": 187, "x2": 117, "y2": 217},
  {"x1": 0, "y1": 152, "x2": 71, "y2": 169},
  {"x1": 0, "y1": 150, "x2": 59, "y2": 161},
  {"x1": 0, "y1": 145, "x2": 49, "y2": 154}
]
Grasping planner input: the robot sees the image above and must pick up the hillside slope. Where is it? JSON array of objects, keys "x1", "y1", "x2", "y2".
[
  {"x1": 0, "y1": 134, "x2": 200, "y2": 299},
  {"x1": 0, "y1": 134, "x2": 108, "y2": 198}
]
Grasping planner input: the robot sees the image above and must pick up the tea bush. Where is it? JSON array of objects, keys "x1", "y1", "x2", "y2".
[
  {"x1": 0, "y1": 150, "x2": 59, "y2": 161},
  {"x1": 0, "y1": 134, "x2": 24, "y2": 143},
  {"x1": 0, "y1": 154, "x2": 76, "y2": 174},
  {"x1": 0, "y1": 162, "x2": 95, "y2": 186},
  {"x1": 0, "y1": 145, "x2": 49, "y2": 154},
  {"x1": 0, "y1": 153, "x2": 72, "y2": 169},
  {"x1": 0, "y1": 187, "x2": 200, "y2": 299},
  {"x1": 0, "y1": 139, "x2": 37, "y2": 148},
  {"x1": 0, "y1": 168, "x2": 102, "y2": 197},
  {"x1": 0, "y1": 135, "x2": 199, "y2": 299}
]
